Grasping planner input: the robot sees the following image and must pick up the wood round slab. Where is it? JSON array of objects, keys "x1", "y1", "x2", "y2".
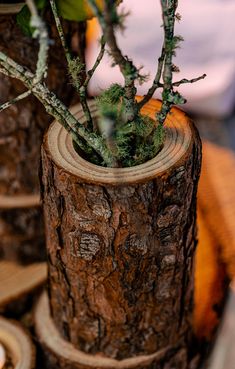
[
  {"x1": 0, "y1": 316, "x2": 35, "y2": 369},
  {"x1": 0, "y1": 3, "x2": 24, "y2": 14},
  {"x1": 0, "y1": 261, "x2": 47, "y2": 307},
  {"x1": 0, "y1": 194, "x2": 40, "y2": 210},
  {"x1": 0, "y1": 342, "x2": 6, "y2": 368},
  {"x1": 35, "y1": 291, "x2": 176, "y2": 369}
]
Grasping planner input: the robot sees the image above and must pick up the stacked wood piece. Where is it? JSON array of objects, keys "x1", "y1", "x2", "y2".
[
  {"x1": 0, "y1": 9, "x2": 86, "y2": 264},
  {"x1": 0, "y1": 316, "x2": 35, "y2": 369}
]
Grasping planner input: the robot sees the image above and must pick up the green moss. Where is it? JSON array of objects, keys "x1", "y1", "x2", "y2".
[{"x1": 92, "y1": 85, "x2": 165, "y2": 167}]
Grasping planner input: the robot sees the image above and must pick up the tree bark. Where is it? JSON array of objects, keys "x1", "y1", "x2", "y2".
[
  {"x1": 0, "y1": 9, "x2": 86, "y2": 263},
  {"x1": 40, "y1": 100, "x2": 202, "y2": 368}
]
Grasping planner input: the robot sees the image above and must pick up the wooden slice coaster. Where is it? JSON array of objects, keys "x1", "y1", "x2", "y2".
[
  {"x1": 0, "y1": 316, "x2": 35, "y2": 369},
  {"x1": 0, "y1": 342, "x2": 6, "y2": 368},
  {"x1": 0, "y1": 194, "x2": 40, "y2": 210},
  {"x1": 35, "y1": 291, "x2": 176, "y2": 369},
  {"x1": 198, "y1": 141, "x2": 235, "y2": 278},
  {"x1": 0, "y1": 3, "x2": 24, "y2": 14},
  {"x1": 0, "y1": 262, "x2": 47, "y2": 307}
]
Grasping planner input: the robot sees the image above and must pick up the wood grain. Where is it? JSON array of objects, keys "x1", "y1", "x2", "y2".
[
  {"x1": 0, "y1": 261, "x2": 47, "y2": 307},
  {"x1": 0, "y1": 316, "x2": 35, "y2": 369}
]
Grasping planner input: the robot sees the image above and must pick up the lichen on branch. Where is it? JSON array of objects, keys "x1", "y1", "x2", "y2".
[{"x1": 0, "y1": 0, "x2": 206, "y2": 168}]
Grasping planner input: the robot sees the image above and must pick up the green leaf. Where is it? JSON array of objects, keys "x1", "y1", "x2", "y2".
[
  {"x1": 56, "y1": 0, "x2": 98, "y2": 21},
  {"x1": 16, "y1": 5, "x2": 33, "y2": 37},
  {"x1": 56, "y1": 0, "x2": 121, "y2": 22},
  {"x1": 37, "y1": 0, "x2": 47, "y2": 10},
  {"x1": 16, "y1": 0, "x2": 47, "y2": 37}
]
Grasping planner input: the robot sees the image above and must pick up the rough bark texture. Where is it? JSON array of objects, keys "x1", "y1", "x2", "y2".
[
  {"x1": 0, "y1": 206, "x2": 45, "y2": 263},
  {"x1": 41, "y1": 104, "x2": 202, "y2": 368},
  {"x1": 0, "y1": 10, "x2": 86, "y2": 263}
]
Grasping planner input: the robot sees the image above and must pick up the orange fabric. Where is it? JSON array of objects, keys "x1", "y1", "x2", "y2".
[
  {"x1": 195, "y1": 142, "x2": 235, "y2": 339},
  {"x1": 198, "y1": 141, "x2": 235, "y2": 279},
  {"x1": 194, "y1": 209, "x2": 226, "y2": 339}
]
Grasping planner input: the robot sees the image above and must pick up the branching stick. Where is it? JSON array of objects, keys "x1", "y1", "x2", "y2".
[{"x1": 88, "y1": 0, "x2": 138, "y2": 123}]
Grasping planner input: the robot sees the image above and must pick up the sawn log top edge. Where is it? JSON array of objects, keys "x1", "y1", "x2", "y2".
[{"x1": 45, "y1": 99, "x2": 193, "y2": 185}]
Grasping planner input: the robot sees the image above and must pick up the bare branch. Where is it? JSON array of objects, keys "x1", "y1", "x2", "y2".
[
  {"x1": 49, "y1": 0, "x2": 72, "y2": 64},
  {"x1": 173, "y1": 73, "x2": 206, "y2": 87},
  {"x1": 156, "y1": 0, "x2": 179, "y2": 126},
  {"x1": 25, "y1": 0, "x2": 49, "y2": 85},
  {"x1": 0, "y1": 91, "x2": 31, "y2": 113},
  {"x1": 49, "y1": 0, "x2": 96, "y2": 130},
  {"x1": 137, "y1": 49, "x2": 165, "y2": 109},
  {"x1": 0, "y1": 51, "x2": 115, "y2": 166},
  {"x1": 84, "y1": 36, "x2": 106, "y2": 89},
  {"x1": 88, "y1": 0, "x2": 138, "y2": 123}
]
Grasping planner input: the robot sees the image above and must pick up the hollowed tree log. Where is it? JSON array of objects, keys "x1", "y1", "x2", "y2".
[
  {"x1": 40, "y1": 100, "x2": 202, "y2": 368},
  {"x1": 0, "y1": 9, "x2": 86, "y2": 263}
]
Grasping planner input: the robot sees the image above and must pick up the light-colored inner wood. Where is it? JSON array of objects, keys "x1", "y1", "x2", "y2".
[
  {"x1": 0, "y1": 343, "x2": 6, "y2": 369},
  {"x1": 0, "y1": 317, "x2": 34, "y2": 369},
  {"x1": 0, "y1": 262, "x2": 47, "y2": 307},
  {"x1": 47, "y1": 99, "x2": 192, "y2": 185},
  {"x1": 0, "y1": 194, "x2": 40, "y2": 209},
  {"x1": 0, "y1": 4, "x2": 24, "y2": 14}
]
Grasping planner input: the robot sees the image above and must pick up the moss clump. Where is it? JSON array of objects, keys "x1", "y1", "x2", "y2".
[{"x1": 95, "y1": 84, "x2": 164, "y2": 167}]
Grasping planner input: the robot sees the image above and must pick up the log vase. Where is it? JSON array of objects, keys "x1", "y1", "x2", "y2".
[{"x1": 40, "y1": 99, "x2": 202, "y2": 368}]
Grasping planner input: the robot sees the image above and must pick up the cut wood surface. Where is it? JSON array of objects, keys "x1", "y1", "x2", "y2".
[
  {"x1": 41, "y1": 99, "x2": 202, "y2": 367},
  {"x1": 198, "y1": 141, "x2": 235, "y2": 278},
  {"x1": 0, "y1": 4, "x2": 24, "y2": 14},
  {"x1": 0, "y1": 194, "x2": 40, "y2": 209},
  {"x1": 0, "y1": 261, "x2": 47, "y2": 307},
  {"x1": 0, "y1": 316, "x2": 35, "y2": 369}
]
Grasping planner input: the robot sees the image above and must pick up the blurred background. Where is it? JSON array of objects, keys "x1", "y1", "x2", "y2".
[
  {"x1": 86, "y1": 1, "x2": 235, "y2": 366},
  {"x1": 0, "y1": 0, "x2": 235, "y2": 368},
  {"x1": 86, "y1": 0, "x2": 235, "y2": 151}
]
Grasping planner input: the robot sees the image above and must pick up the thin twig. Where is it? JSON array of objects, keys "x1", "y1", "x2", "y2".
[
  {"x1": 137, "y1": 49, "x2": 165, "y2": 109},
  {"x1": 49, "y1": 0, "x2": 95, "y2": 130},
  {"x1": 84, "y1": 36, "x2": 106, "y2": 89},
  {"x1": 0, "y1": 52, "x2": 115, "y2": 167},
  {"x1": 25, "y1": 0, "x2": 49, "y2": 85},
  {"x1": 88, "y1": 0, "x2": 138, "y2": 123},
  {"x1": 173, "y1": 73, "x2": 206, "y2": 87},
  {"x1": 49, "y1": 0, "x2": 72, "y2": 63},
  {"x1": 157, "y1": 0, "x2": 178, "y2": 126},
  {"x1": 0, "y1": 91, "x2": 31, "y2": 113}
]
